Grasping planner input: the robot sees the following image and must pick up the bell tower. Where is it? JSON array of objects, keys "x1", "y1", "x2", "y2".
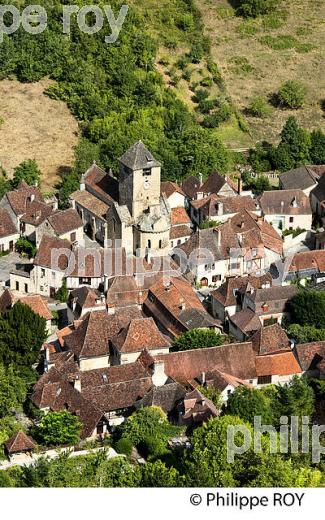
[{"x1": 119, "y1": 141, "x2": 161, "y2": 220}]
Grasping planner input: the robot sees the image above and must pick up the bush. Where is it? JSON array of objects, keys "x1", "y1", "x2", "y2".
[
  {"x1": 16, "y1": 237, "x2": 37, "y2": 259},
  {"x1": 236, "y1": 0, "x2": 280, "y2": 18},
  {"x1": 172, "y1": 329, "x2": 224, "y2": 351},
  {"x1": 115, "y1": 437, "x2": 133, "y2": 457},
  {"x1": 55, "y1": 280, "x2": 69, "y2": 303},
  {"x1": 248, "y1": 96, "x2": 271, "y2": 118},
  {"x1": 277, "y1": 80, "x2": 307, "y2": 109},
  {"x1": 35, "y1": 411, "x2": 81, "y2": 447},
  {"x1": 192, "y1": 88, "x2": 210, "y2": 103}
]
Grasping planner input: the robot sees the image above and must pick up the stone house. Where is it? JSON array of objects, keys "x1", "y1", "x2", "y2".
[
  {"x1": 161, "y1": 181, "x2": 186, "y2": 209},
  {"x1": 243, "y1": 285, "x2": 298, "y2": 326},
  {"x1": 258, "y1": 189, "x2": 312, "y2": 233},
  {"x1": 190, "y1": 194, "x2": 259, "y2": 227},
  {"x1": 36, "y1": 208, "x2": 84, "y2": 247},
  {"x1": 170, "y1": 207, "x2": 192, "y2": 248},
  {"x1": 279, "y1": 165, "x2": 325, "y2": 196},
  {"x1": 0, "y1": 208, "x2": 19, "y2": 253}
]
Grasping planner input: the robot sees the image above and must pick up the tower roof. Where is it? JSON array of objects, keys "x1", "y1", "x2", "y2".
[{"x1": 119, "y1": 141, "x2": 161, "y2": 170}]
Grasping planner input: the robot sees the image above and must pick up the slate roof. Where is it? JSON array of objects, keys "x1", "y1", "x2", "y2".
[
  {"x1": 251, "y1": 324, "x2": 291, "y2": 356},
  {"x1": 199, "y1": 172, "x2": 237, "y2": 195},
  {"x1": 5, "y1": 430, "x2": 36, "y2": 454},
  {"x1": 0, "y1": 209, "x2": 18, "y2": 238},
  {"x1": 119, "y1": 141, "x2": 161, "y2": 170},
  {"x1": 155, "y1": 342, "x2": 257, "y2": 383},
  {"x1": 47, "y1": 208, "x2": 83, "y2": 235},
  {"x1": 181, "y1": 176, "x2": 201, "y2": 199},
  {"x1": 279, "y1": 165, "x2": 325, "y2": 191},
  {"x1": 112, "y1": 317, "x2": 170, "y2": 353},
  {"x1": 134, "y1": 383, "x2": 187, "y2": 413},
  {"x1": 259, "y1": 189, "x2": 311, "y2": 215},
  {"x1": 247, "y1": 285, "x2": 298, "y2": 303},
  {"x1": 312, "y1": 173, "x2": 325, "y2": 204}
]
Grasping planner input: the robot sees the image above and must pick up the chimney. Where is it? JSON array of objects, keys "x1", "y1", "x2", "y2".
[
  {"x1": 238, "y1": 177, "x2": 243, "y2": 195},
  {"x1": 30, "y1": 194, "x2": 35, "y2": 203},
  {"x1": 215, "y1": 228, "x2": 221, "y2": 247},
  {"x1": 199, "y1": 173, "x2": 203, "y2": 187},
  {"x1": 201, "y1": 371, "x2": 206, "y2": 385},
  {"x1": 80, "y1": 174, "x2": 86, "y2": 191},
  {"x1": 237, "y1": 234, "x2": 243, "y2": 245},
  {"x1": 280, "y1": 201, "x2": 284, "y2": 212},
  {"x1": 74, "y1": 375, "x2": 81, "y2": 393},
  {"x1": 179, "y1": 298, "x2": 186, "y2": 311},
  {"x1": 152, "y1": 361, "x2": 167, "y2": 387}
]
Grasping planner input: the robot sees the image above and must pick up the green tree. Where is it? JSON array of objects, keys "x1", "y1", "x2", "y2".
[
  {"x1": 12, "y1": 160, "x2": 42, "y2": 188},
  {"x1": 0, "y1": 364, "x2": 27, "y2": 418},
  {"x1": 198, "y1": 385, "x2": 223, "y2": 408},
  {"x1": 225, "y1": 386, "x2": 274, "y2": 425},
  {"x1": 55, "y1": 280, "x2": 69, "y2": 303},
  {"x1": 288, "y1": 290, "x2": 325, "y2": 327},
  {"x1": 172, "y1": 328, "x2": 224, "y2": 351},
  {"x1": 310, "y1": 129, "x2": 325, "y2": 165},
  {"x1": 277, "y1": 80, "x2": 307, "y2": 109},
  {"x1": 236, "y1": 0, "x2": 280, "y2": 18},
  {"x1": 287, "y1": 324, "x2": 325, "y2": 344},
  {"x1": 248, "y1": 96, "x2": 271, "y2": 118},
  {"x1": 36, "y1": 411, "x2": 81, "y2": 447},
  {"x1": 0, "y1": 302, "x2": 47, "y2": 369},
  {"x1": 15, "y1": 237, "x2": 37, "y2": 259},
  {"x1": 140, "y1": 460, "x2": 183, "y2": 487}
]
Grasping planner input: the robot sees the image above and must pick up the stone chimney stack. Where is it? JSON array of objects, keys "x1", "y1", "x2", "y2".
[
  {"x1": 152, "y1": 361, "x2": 168, "y2": 387},
  {"x1": 80, "y1": 174, "x2": 86, "y2": 191},
  {"x1": 74, "y1": 376, "x2": 81, "y2": 393},
  {"x1": 238, "y1": 177, "x2": 243, "y2": 195},
  {"x1": 216, "y1": 201, "x2": 224, "y2": 216}
]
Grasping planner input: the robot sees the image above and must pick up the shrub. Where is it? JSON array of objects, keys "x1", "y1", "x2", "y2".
[
  {"x1": 172, "y1": 328, "x2": 224, "y2": 351},
  {"x1": 115, "y1": 437, "x2": 133, "y2": 457},
  {"x1": 16, "y1": 237, "x2": 37, "y2": 259},
  {"x1": 192, "y1": 88, "x2": 210, "y2": 103},
  {"x1": 248, "y1": 96, "x2": 271, "y2": 118},
  {"x1": 277, "y1": 80, "x2": 307, "y2": 109},
  {"x1": 188, "y1": 42, "x2": 205, "y2": 63},
  {"x1": 236, "y1": 0, "x2": 280, "y2": 18},
  {"x1": 55, "y1": 280, "x2": 69, "y2": 303},
  {"x1": 35, "y1": 411, "x2": 81, "y2": 446}
]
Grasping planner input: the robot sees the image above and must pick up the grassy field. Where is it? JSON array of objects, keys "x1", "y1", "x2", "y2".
[
  {"x1": 0, "y1": 79, "x2": 79, "y2": 192},
  {"x1": 197, "y1": 0, "x2": 325, "y2": 145}
]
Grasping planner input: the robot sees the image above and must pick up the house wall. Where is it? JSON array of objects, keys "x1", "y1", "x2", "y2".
[
  {"x1": 32, "y1": 265, "x2": 65, "y2": 297},
  {"x1": 167, "y1": 192, "x2": 185, "y2": 209},
  {"x1": 211, "y1": 298, "x2": 238, "y2": 322},
  {"x1": 0, "y1": 232, "x2": 19, "y2": 252},
  {"x1": 228, "y1": 320, "x2": 246, "y2": 342},
  {"x1": 263, "y1": 213, "x2": 312, "y2": 232},
  {"x1": 66, "y1": 276, "x2": 103, "y2": 291},
  {"x1": 119, "y1": 347, "x2": 170, "y2": 365},
  {"x1": 9, "y1": 273, "x2": 32, "y2": 294},
  {"x1": 79, "y1": 355, "x2": 110, "y2": 371},
  {"x1": 36, "y1": 220, "x2": 84, "y2": 247}
]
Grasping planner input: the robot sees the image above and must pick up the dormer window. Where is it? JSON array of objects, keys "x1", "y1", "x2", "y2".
[{"x1": 143, "y1": 168, "x2": 152, "y2": 176}]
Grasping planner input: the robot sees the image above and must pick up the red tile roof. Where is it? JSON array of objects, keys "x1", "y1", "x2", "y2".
[
  {"x1": 255, "y1": 352, "x2": 301, "y2": 377},
  {"x1": 6, "y1": 182, "x2": 44, "y2": 215},
  {"x1": 5, "y1": 430, "x2": 36, "y2": 454},
  {"x1": 251, "y1": 324, "x2": 291, "y2": 355},
  {"x1": 294, "y1": 341, "x2": 325, "y2": 371},
  {"x1": 47, "y1": 208, "x2": 83, "y2": 235},
  {"x1": 161, "y1": 181, "x2": 185, "y2": 199},
  {"x1": 171, "y1": 207, "x2": 191, "y2": 226},
  {"x1": 112, "y1": 317, "x2": 170, "y2": 353},
  {"x1": 0, "y1": 209, "x2": 18, "y2": 238}
]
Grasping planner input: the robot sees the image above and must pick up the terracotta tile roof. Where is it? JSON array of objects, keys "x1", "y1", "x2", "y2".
[
  {"x1": 6, "y1": 183, "x2": 44, "y2": 215},
  {"x1": 80, "y1": 361, "x2": 151, "y2": 388},
  {"x1": 65, "y1": 311, "x2": 111, "y2": 358},
  {"x1": 259, "y1": 189, "x2": 311, "y2": 215},
  {"x1": 251, "y1": 324, "x2": 291, "y2": 355},
  {"x1": 205, "y1": 369, "x2": 253, "y2": 392},
  {"x1": 47, "y1": 208, "x2": 83, "y2": 236},
  {"x1": 82, "y1": 378, "x2": 153, "y2": 413},
  {"x1": 20, "y1": 201, "x2": 53, "y2": 227},
  {"x1": 0, "y1": 289, "x2": 52, "y2": 320},
  {"x1": 155, "y1": 342, "x2": 257, "y2": 384},
  {"x1": 106, "y1": 275, "x2": 147, "y2": 308},
  {"x1": 170, "y1": 225, "x2": 193, "y2": 240},
  {"x1": 112, "y1": 317, "x2": 170, "y2": 353},
  {"x1": 70, "y1": 190, "x2": 110, "y2": 220},
  {"x1": 255, "y1": 352, "x2": 301, "y2": 377},
  {"x1": 161, "y1": 181, "x2": 185, "y2": 199},
  {"x1": 171, "y1": 207, "x2": 191, "y2": 226},
  {"x1": 288, "y1": 250, "x2": 325, "y2": 273},
  {"x1": 199, "y1": 172, "x2": 227, "y2": 195},
  {"x1": 181, "y1": 176, "x2": 201, "y2": 199},
  {"x1": 0, "y1": 209, "x2": 18, "y2": 238},
  {"x1": 18, "y1": 295, "x2": 52, "y2": 321},
  {"x1": 191, "y1": 194, "x2": 257, "y2": 216},
  {"x1": 211, "y1": 274, "x2": 272, "y2": 307},
  {"x1": 294, "y1": 341, "x2": 325, "y2": 371},
  {"x1": 56, "y1": 325, "x2": 75, "y2": 348},
  {"x1": 34, "y1": 234, "x2": 72, "y2": 270},
  {"x1": 84, "y1": 163, "x2": 119, "y2": 204},
  {"x1": 229, "y1": 309, "x2": 261, "y2": 333},
  {"x1": 5, "y1": 430, "x2": 36, "y2": 454}
]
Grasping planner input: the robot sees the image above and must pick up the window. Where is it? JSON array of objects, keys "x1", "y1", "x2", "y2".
[
  {"x1": 148, "y1": 239, "x2": 151, "y2": 249},
  {"x1": 40, "y1": 286, "x2": 44, "y2": 292},
  {"x1": 171, "y1": 241, "x2": 174, "y2": 248},
  {"x1": 289, "y1": 217, "x2": 294, "y2": 223},
  {"x1": 212, "y1": 275, "x2": 221, "y2": 283},
  {"x1": 143, "y1": 168, "x2": 151, "y2": 176},
  {"x1": 79, "y1": 277, "x2": 91, "y2": 285},
  {"x1": 41, "y1": 268, "x2": 45, "y2": 278},
  {"x1": 177, "y1": 239, "x2": 181, "y2": 246},
  {"x1": 252, "y1": 249, "x2": 257, "y2": 257},
  {"x1": 246, "y1": 261, "x2": 252, "y2": 269},
  {"x1": 52, "y1": 271, "x2": 56, "y2": 280},
  {"x1": 24, "y1": 284, "x2": 28, "y2": 293},
  {"x1": 70, "y1": 232, "x2": 76, "y2": 242},
  {"x1": 227, "y1": 389, "x2": 232, "y2": 396},
  {"x1": 211, "y1": 263, "x2": 215, "y2": 270},
  {"x1": 257, "y1": 375, "x2": 272, "y2": 385},
  {"x1": 159, "y1": 240, "x2": 162, "y2": 249},
  {"x1": 15, "y1": 281, "x2": 19, "y2": 291}
]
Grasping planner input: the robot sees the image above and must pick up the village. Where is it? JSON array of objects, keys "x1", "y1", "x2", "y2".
[{"x1": 0, "y1": 140, "x2": 324, "y2": 466}]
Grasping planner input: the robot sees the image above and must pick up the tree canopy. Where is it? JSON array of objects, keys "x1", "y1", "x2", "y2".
[
  {"x1": 172, "y1": 328, "x2": 224, "y2": 351},
  {"x1": 35, "y1": 411, "x2": 82, "y2": 447}
]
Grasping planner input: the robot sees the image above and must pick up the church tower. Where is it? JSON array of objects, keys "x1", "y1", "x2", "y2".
[{"x1": 118, "y1": 141, "x2": 161, "y2": 221}]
